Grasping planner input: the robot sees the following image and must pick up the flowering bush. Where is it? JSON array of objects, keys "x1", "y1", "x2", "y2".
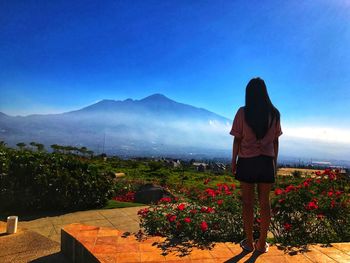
[
  {"x1": 114, "y1": 191, "x2": 135, "y2": 202},
  {"x1": 139, "y1": 169, "x2": 350, "y2": 246},
  {"x1": 138, "y1": 183, "x2": 244, "y2": 243},
  {"x1": 271, "y1": 169, "x2": 350, "y2": 245}
]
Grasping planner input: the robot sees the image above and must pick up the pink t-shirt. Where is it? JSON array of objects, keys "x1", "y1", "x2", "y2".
[{"x1": 230, "y1": 107, "x2": 282, "y2": 158}]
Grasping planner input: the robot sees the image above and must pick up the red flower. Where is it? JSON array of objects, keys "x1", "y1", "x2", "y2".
[
  {"x1": 305, "y1": 201, "x2": 318, "y2": 210},
  {"x1": 217, "y1": 199, "x2": 224, "y2": 205},
  {"x1": 285, "y1": 185, "x2": 296, "y2": 193},
  {"x1": 159, "y1": 197, "x2": 172, "y2": 203},
  {"x1": 176, "y1": 221, "x2": 182, "y2": 229},
  {"x1": 256, "y1": 218, "x2": 261, "y2": 223},
  {"x1": 184, "y1": 217, "x2": 191, "y2": 223},
  {"x1": 328, "y1": 191, "x2": 334, "y2": 197},
  {"x1": 303, "y1": 181, "x2": 310, "y2": 187},
  {"x1": 330, "y1": 200, "x2": 336, "y2": 208},
  {"x1": 230, "y1": 183, "x2": 236, "y2": 189},
  {"x1": 283, "y1": 223, "x2": 292, "y2": 231},
  {"x1": 200, "y1": 221, "x2": 208, "y2": 232},
  {"x1": 205, "y1": 188, "x2": 216, "y2": 197},
  {"x1": 137, "y1": 208, "x2": 149, "y2": 218},
  {"x1": 204, "y1": 178, "x2": 211, "y2": 185},
  {"x1": 324, "y1": 168, "x2": 331, "y2": 175},
  {"x1": 203, "y1": 207, "x2": 215, "y2": 213},
  {"x1": 335, "y1": 190, "x2": 342, "y2": 196},
  {"x1": 274, "y1": 188, "x2": 284, "y2": 195},
  {"x1": 329, "y1": 173, "x2": 336, "y2": 180},
  {"x1": 177, "y1": 203, "x2": 186, "y2": 211},
  {"x1": 278, "y1": 198, "x2": 285, "y2": 204},
  {"x1": 166, "y1": 214, "x2": 177, "y2": 222},
  {"x1": 190, "y1": 209, "x2": 198, "y2": 214},
  {"x1": 317, "y1": 214, "x2": 325, "y2": 219},
  {"x1": 315, "y1": 171, "x2": 321, "y2": 176}
]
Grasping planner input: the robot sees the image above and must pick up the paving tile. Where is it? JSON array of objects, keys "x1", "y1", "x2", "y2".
[
  {"x1": 208, "y1": 244, "x2": 234, "y2": 259},
  {"x1": 140, "y1": 251, "x2": 166, "y2": 262},
  {"x1": 115, "y1": 251, "x2": 141, "y2": 262},
  {"x1": 29, "y1": 226, "x2": 55, "y2": 238},
  {"x1": 98, "y1": 227, "x2": 123, "y2": 237},
  {"x1": 92, "y1": 244, "x2": 119, "y2": 254},
  {"x1": 330, "y1": 243, "x2": 350, "y2": 256},
  {"x1": 283, "y1": 254, "x2": 313, "y2": 263},
  {"x1": 164, "y1": 260, "x2": 191, "y2": 263},
  {"x1": 310, "y1": 245, "x2": 350, "y2": 263},
  {"x1": 78, "y1": 218, "x2": 115, "y2": 228},
  {"x1": 302, "y1": 248, "x2": 338, "y2": 263},
  {"x1": 95, "y1": 253, "x2": 118, "y2": 263},
  {"x1": 95, "y1": 235, "x2": 119, "y2": 246},
  {"x1": 139, "y1": 242, "x2": 162, "y2": 252},
  {"x1": 262, "y1": 255, "x2": 288, "y2": 263},
  {"x1": 163, "y1": 251, "x2": 192, "y2": 261},
  {"x1": 188, "y1": 248, "x2": 213, "y2": 260},
  {"x1": 191, "y1": 258, "x2": 216, "y2": 263}
]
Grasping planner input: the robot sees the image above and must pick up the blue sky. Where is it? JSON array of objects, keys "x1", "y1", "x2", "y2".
[{"x1": 1, "y1": 0, "x2": 350, "y2": 147}]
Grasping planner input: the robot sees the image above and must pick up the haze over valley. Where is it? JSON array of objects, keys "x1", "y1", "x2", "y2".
[{"x1": 1, "y1": 94, "x2": 349, "y2": 166}]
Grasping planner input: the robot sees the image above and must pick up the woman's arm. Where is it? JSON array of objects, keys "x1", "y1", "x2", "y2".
[
  {"x1": 273, "y1": 138, "x2": 279, "y2": 169},
  {"x1": 232, "y1": 137, "x2": 241, "y2": 175}
]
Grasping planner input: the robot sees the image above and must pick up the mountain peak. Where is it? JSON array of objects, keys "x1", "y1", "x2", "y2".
[{"x1": 140, "y1": 93, "x2": 172, "y2": 102}]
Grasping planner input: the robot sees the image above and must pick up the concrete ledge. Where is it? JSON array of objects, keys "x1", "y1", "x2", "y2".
[{"x1": 61, "y1": 224, "x2": 99, "y2": 263}]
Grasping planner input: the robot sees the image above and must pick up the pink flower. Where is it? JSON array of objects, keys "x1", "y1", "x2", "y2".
[{"x1": 200, "y1": 221, "x2": 208, "y2": 232}]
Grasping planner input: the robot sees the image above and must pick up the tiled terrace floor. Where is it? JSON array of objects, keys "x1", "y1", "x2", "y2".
[
  {"x1": 63, "y1": 223, "x2": 350, "y2": 263},
  {"x1": 1, "y1": 207, "x2": 350, "y2": 262}
]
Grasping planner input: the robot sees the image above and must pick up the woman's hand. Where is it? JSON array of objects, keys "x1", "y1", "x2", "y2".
[{"x1": 232, "y1": 160, "x2": 237, "y2": 176}]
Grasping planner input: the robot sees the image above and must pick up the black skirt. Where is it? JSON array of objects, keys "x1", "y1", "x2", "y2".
[{"x1": 236, "y1": 155, "x2": 275, "y2": 183}]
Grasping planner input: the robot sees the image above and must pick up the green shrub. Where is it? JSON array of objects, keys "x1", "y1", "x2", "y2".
[{"x1": 0, "y1": 146, "x2": 114, "y2": 212}]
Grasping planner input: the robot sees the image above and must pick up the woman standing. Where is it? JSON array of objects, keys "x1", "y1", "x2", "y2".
[{"x1": 230, "y1": 77, "x2": 282, "y2": 253}]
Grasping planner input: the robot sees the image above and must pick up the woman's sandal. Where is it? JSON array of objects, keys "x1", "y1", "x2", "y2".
[
  {"x1": 254, "y1": 239, "x2": 269, "y2": 253},
  {"x1": 239, "y1": 239, "x2": 254, "y2": 252}
]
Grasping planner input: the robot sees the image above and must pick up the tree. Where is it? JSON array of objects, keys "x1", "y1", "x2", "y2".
[
  {"x1": 37, "y1": 143, "x2": 45, "y2": 152},
  {"x1": 16, "y1": 142, "x2": 26, "y2": 150},
  {"x1": 51, "y1": 144, "x2": 60, "y2": 153}
]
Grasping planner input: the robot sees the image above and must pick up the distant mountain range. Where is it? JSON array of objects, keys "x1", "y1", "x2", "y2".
[{"x1": 0, "y1": 94, "x2": 233, "y2": 157}]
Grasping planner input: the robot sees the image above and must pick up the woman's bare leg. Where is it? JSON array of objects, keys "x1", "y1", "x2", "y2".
[
  {"x1": 240, "y1": 182, "x2": 255, "y2": 249},
  {"x1": 257, "y1": 183, "x2": 273, "y2": 250}
]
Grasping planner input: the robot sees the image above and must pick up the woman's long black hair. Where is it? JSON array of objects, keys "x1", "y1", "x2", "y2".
[{"x1": 244, "y1": 77, "x2": 280, "y2": 140}]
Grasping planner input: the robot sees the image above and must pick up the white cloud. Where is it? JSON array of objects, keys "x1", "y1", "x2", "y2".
[{"x1": 282, "y1": 126, "x2": 350, "y2": 144}]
